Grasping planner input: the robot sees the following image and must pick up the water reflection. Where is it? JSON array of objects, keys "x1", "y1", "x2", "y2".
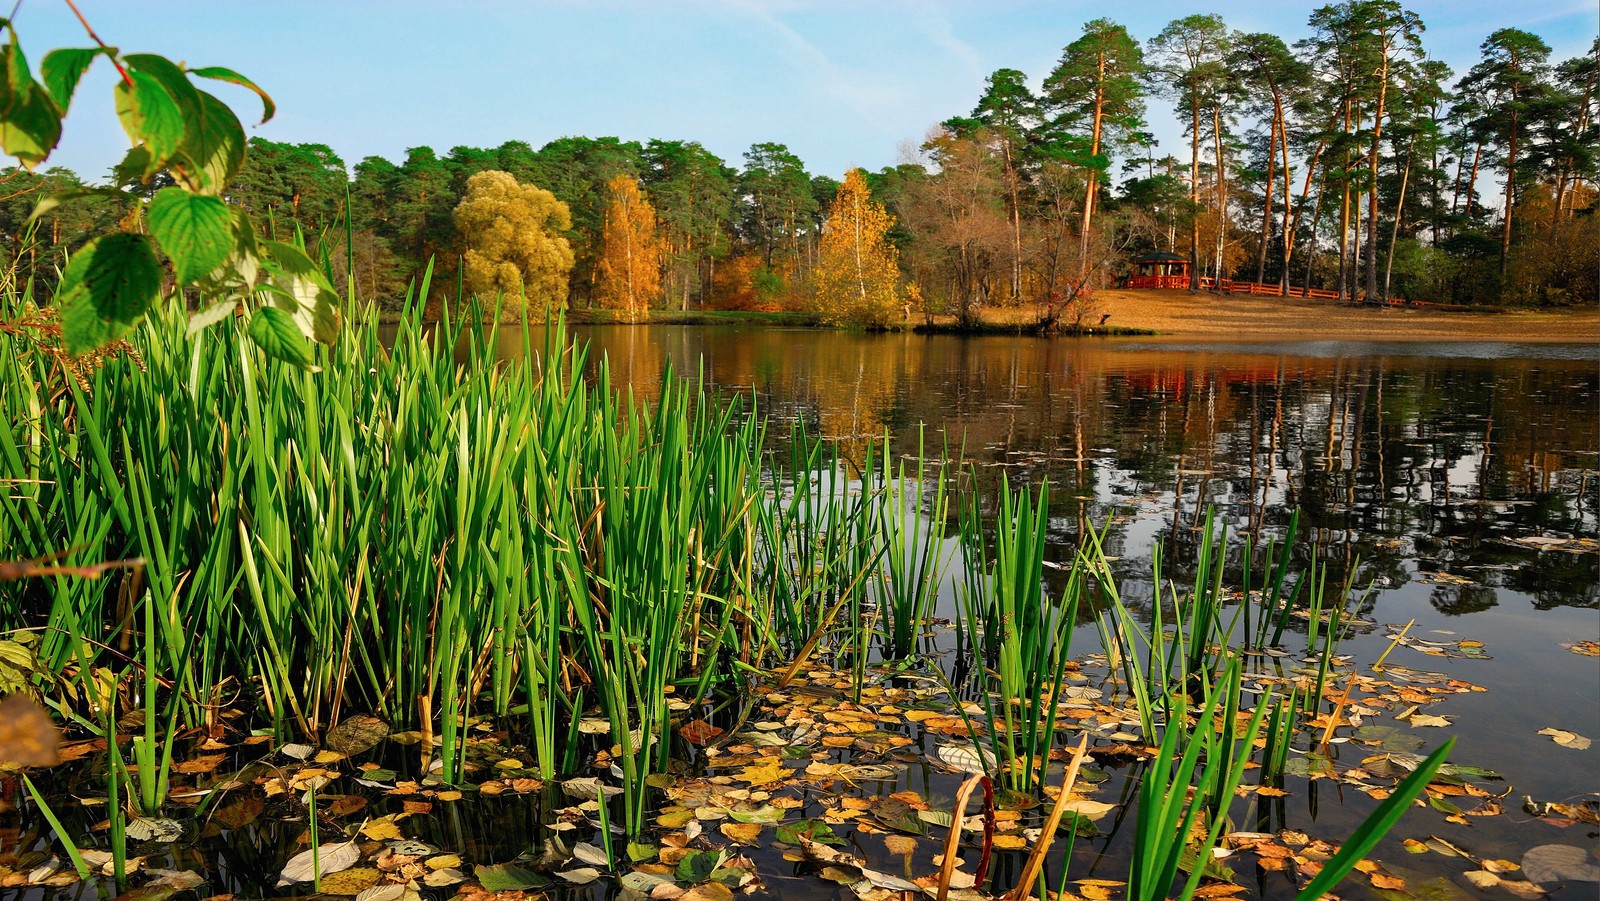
[{"x1": 548, "y1": 326, "x2": 1598, "y2": 613}]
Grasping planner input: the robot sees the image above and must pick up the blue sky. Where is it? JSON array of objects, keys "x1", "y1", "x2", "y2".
[{"x1": 17, "y1": 0, "x2": 1598, "y2": 183}]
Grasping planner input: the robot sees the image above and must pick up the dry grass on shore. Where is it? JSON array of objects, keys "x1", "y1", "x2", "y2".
[{"x1": 965, "y1": 289, "x2": 1598, "y2": 342}]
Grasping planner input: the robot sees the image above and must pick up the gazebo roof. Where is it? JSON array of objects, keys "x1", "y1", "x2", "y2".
[{"x1": 1132, "y1": 251, "x2": 1188, "y2": 263}]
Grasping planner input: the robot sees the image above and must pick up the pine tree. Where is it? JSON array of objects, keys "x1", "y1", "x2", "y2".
[
  {"x1": 594, "y1": 174, "x2": 663, "y2": 322},
  {"x1": 811, "y1": 169, "x2": 901, "y2": 327}
]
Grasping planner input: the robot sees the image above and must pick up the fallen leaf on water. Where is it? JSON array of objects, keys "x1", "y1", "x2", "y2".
[
  {"x1": 719, "y1": 822, "x2": 762, "y2": 844},
  {"x1": 1059, "y1": 798, "x2": 1116, "y2": 821},
  {"x1": 1369, "y1": 872, "x2": 1406, "y2": 890},
  {"x1": 561, "y1": 776, "x2": 623, "y2": 800},
  {"x1": 936, "y1": 744, "x2": 995, "y2": 775},
  {"x1": 572, "y1": 842, "x2": 610, "y2": 866},
  {"x1": 422, "y1": 867, "x2": 464, "y2": 887},
  {"x1": 324, "y1": 715, "x2": 388, "y2": 756},
  {"x1": 1521, "y1": 845, "x2": 1600, "y2": 885},
  {"x1": 278, "y1": 839, "x2": 360, "y2": 885},
  {"x1": 1463, "y1": 870, "x2": 1501, "y2": 889},
  {"x1": 1405, "y1": 713, "x2": 1451, "y2": 728},
  {"x1": 473, "y1": 862, "x2": 545, "y2": 892},
  {"x1": 556, "y1": 867, "x2": 602, "y2": 884},
  {"x1": 317, "y1": 866, "x2": 381, "y2": 896},
  {"x1": 736, "y1": 760, "x2": 793, "y2": 785},
  {"x1": 679, "y1": 720, "x2": 725, "y2": 746},
  {"x1": 361, "y1": 816, "x2": 406, "y2": 841},
  {"x1": 883, "y1": 835, "x2": 917, "y2": 858},
  {"x1": 0, "y1": 694, "x2": 60, "y2": 767},
  {"x1": 125, "y1": 817, "x2": 184, "y2": 842},
  {"x1": 1536, "y1": 728, "x2": 1592, "y2": 750},
  {"x1": 353, "y1": 884, "x2": 410, "y2": 901}
]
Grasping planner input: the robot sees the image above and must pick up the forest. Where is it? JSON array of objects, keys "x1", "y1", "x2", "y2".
[{"x1": 1, "y1": 5, "x2": 1595, "y2": 324}]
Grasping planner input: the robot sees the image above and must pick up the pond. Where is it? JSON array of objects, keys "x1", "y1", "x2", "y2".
[
  {"x1": 5, "y1": 321, "x2": 1597, "y2": 901},
  {"x1": 541, "y1": 324, "x2": 1599, "y2": 895}
]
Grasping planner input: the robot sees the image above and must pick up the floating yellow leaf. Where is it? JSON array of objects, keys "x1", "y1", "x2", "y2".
[
  {"x1": 737, "y1": 760, "x2": 793, "y2": 785},
  {"x1": 1537, "y1": 728, "x2": 1592, "y2": 750},
  {"x1": 318, "y1": 866, "x2": 380, "y2": 895},
  {"x1": 719, "y1": 822, "x2": 761, "y2": 844},
  {"x1": 361, "y1": 819, "x2": 404, "y2": 841}
]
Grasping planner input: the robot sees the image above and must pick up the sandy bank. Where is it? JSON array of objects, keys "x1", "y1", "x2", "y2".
[{"x1": 1058, "y1": 289, "x2": 1598, "y2": 343}]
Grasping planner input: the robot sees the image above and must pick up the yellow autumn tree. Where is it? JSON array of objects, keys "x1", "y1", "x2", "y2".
[
  {"x1": 454, "y1": 170, "x2": 574, "y2": 314},
  {"x1": 594, "y1": 174, "x2": 663, "y2": 322},
  {"x1": 812, "y1": 168, "x2": 902, "y2": 327}
]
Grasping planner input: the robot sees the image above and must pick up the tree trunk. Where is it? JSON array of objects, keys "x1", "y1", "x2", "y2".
[
  {"x1": 1464, "y1": 141, "x2": 1483, "y2": 220},
  {"x1": 1282, "y1": 116, "x2": 1336, "y2": 295},
  {"x1": 1303, "y1": 173, "x2": 1327, "y2": 295},
  {"x1": 1255, "y1": 96, "x2": 1279, "y2": 285},
  {"x1": 1499, "y1": 86, "x2": 1520, "y2": 278},
  {"x1": 1189, "y1": 84, "x2": 1202, "y2": 293},
  {"x1": 1383, "y1": 134, "x2": 1415, "y2": 302},
  {"x1": 1365, "y1": 47, "x2": 1391, "y2": 302},
  {"x1": 1079, "y1": 50, "x2": 1108, "y2": 282},
  {"x1": 1337, "y1": 102, "x2": 1353, "y2": 303},
  {"x1": 1213, "y1": 104, "x2": 1227, "y2": 287}
]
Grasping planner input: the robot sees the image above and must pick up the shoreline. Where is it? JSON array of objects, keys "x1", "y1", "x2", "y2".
[{"x1": 416, "y1": 289, "x2": 1598, "y2": 344}]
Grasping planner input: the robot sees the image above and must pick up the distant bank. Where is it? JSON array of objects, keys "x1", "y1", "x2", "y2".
[{"x1": 466, "y1": 289, "x2": 1597, "y2": 342}]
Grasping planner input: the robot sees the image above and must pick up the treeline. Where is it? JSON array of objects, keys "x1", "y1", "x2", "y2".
[{"x1": 1, "y1": 4, "x2": 1594, "y2": 316}]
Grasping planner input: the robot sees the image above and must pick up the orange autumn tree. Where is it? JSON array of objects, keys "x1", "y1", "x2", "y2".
[
  {"x1": 812, "y1": 168, "x2": 902, "y2": 327},
  {"x1": 594, "y1": 174, "x2": 663, "y2": 322}
]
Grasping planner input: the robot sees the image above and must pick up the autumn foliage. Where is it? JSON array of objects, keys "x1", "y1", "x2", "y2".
[
  {"x1": 811, "y1": 169, "x2": 902, "y2": 327},
  {"x1": 594, "y1": 175, "x2": 663, "y2": 322},
  {"x1": 454, "y1": 170, "x2": 575, "y2": 314}
]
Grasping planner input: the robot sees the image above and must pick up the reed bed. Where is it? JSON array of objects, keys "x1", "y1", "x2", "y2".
[{"x1": 1, "y1": 292, "x2": 1449, "y2": 898}]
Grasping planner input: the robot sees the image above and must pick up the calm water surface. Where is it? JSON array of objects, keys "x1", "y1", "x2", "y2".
[{"x1": 555, "y1": 326, "x2": 1600, "y2": 784}]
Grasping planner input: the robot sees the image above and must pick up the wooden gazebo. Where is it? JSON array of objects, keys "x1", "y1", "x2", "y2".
[{"x1": 1125, "y1": 252, "x2": 1191, "y2": 289}]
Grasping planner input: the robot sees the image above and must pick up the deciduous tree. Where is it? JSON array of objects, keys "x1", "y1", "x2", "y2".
[
  {"x1": 812, "y1": 169, "x2": 901, "y2": 327},
  {"x1": 594, "y1": 174, "x2": 663, "y2": 322},
  {"x1": 453, "y1": 170, "x2": 574, "y2": 313}
]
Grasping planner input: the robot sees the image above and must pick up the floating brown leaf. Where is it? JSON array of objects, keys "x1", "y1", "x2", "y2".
[{"x1": 0, "y1": 693, "x2": 61, "y2": 767}]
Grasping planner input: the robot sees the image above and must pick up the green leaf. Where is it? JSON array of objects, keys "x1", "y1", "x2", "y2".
[
  {"x1": 247, "y1": 305, "x2": 317, "y2": 369},
  {"x1": 674, "y1": 849, "x2": 718, "y2": 884},
  {"x1": 173, "y1": 88, "x2": 244, "y2": 194},
  {"x1": 1294, "y1": 738, "x2": 1456, "y2": 901},
  {"x1": 3, "y1": 35, "x2": 36, "y2": 98},
  {"x1": 122, "y1": 54, "x2": 201, "y2": 120},
  {"x1": 185, "y1": 297, "x2": 239, "y2": 334},
  {"x1": 0, "y1": 45, "x2": 61, "y2": 167},
  {"x1": 188, "y1": 65, "x2": 274, "y2": 123},
  {"x1": 192, "y1": 209, "x2": 261, "y2": 316},
  {"x1": 775, "y1": 818, "x2": 842, "y2": 846},
  {"x1": 264, "y1": 239, "x2": 340, "y2": 345},
  {"x1": 114, "y1": 69, "x2": 184, "y2": 174},
  {"x1": 39, "y1": 47, "x2": 100, "y2": 113},
  {"x1": 473, "y1": 863, "x2": 545, "y2": 892},
  {"x1": 57, "y1": 232, "x2": 163, "y2": 354},
  {"x1": 148, "y1": 187, "x2": 232, "y2": 284}
]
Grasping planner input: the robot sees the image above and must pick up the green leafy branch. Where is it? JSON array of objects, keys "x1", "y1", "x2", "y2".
[{"x1": 2, "y1": 0, "x2": 337, "y2": 366}]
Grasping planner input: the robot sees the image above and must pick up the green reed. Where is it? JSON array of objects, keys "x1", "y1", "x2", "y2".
[{"x1": 955, "y1": 478, "x2": 1084, "y2": 794}]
